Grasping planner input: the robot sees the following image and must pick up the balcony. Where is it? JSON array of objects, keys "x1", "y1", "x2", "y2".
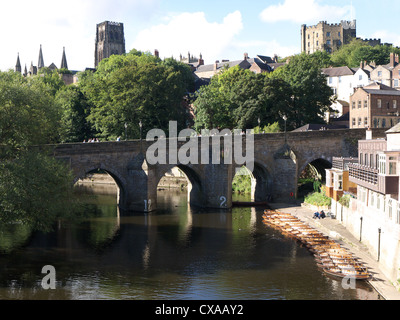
[
  {"x1": 332, "y1": 157, "x2": 358, "y2": 170},
  {"x1": 348, "y1": 163, "x2": 378, "y2": 190},
  {"x1": 349, "y1": 163, "x2": 399, "y2": 195}
]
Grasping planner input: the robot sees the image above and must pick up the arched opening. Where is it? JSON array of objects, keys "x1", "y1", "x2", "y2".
[
  {"x1": 297, "y1": 159, "x2": 332, "y2": 199},
  {"x1": 232, "y1": 163, "x2": 272, "y2": 204},
  {"x1": 74, "y1": 168, "x2": 123, "y2": 206},
  {"x1": 156, "y1": 165, "x2": 203, "y2": 209}
]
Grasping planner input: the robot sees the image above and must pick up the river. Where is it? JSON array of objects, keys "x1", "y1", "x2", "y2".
[{"x1": 0, "y1": 183, "x2": 382, "y2": 300}]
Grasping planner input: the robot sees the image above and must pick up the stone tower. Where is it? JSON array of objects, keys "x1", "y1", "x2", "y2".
[
  {"x1": 301, "y1": 20, "x2": 357, "y2": 54},
  {"x1": 95, "y1": 21, "x2": 126, "y2": 67}
]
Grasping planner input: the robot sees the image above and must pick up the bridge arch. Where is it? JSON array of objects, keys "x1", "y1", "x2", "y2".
[
  {"x1": 298, "y1": 158, "x2": 332, "y2": 197},
  {"x1": 155, "y1": 164, "x2": 204, "y2": 208},
  {"x1": 232, "y1": 161, "x2": 272, "y2": 202},
  {"x1": 73, "y1": 166, "x2": 127, "y2": 207}
]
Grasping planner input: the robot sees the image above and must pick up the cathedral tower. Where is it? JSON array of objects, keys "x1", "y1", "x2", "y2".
[{"x1": 95, "y1": 21, "x2": 125, "y2": 67}]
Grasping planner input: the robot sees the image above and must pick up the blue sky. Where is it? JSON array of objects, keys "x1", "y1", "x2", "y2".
[{"x1": 2, "y1": 0, "x2": 400, "y2": 72}]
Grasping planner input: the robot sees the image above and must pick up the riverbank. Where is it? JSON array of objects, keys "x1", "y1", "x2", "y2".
[{"x1": 268, "y1": 202, "x2": 400, "y2": 300}]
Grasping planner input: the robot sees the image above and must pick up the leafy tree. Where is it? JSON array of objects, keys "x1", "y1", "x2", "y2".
[
  {"x1": 56, "y1": 85, "x2": 95, "y2": 143},
  {"x1": 277, "y1": 52, "x2": 334, "y2": 128},
  {"x1": 0, "y1": 71, "x2": 76, "y2": 232},
  {"x1": 80, "y1": 51, "x2": 194, "y2": 140}
]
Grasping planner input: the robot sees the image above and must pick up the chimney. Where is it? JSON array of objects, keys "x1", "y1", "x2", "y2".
[
  {"x1": 396, "y1": 54, "x2": 399, "y2": 64},
  {"x1": 244, "y1": 52, "x2": 249, "y2": 60},
  {"x1": 214, "y1": 61, "x2": 219, "y2": 71},
  {"x1": 390, "y1": 52, "x2": 395, "y2": 67},
  {"x1": 360, "y1": 60, "x2": 364, "y2": 69},
  {"x1": 198, "y1": 53, "x2": 204, "y2": 66},
  {"x1": 366, "y1": 127, "x2": 372, "y2": 140},
  {"x1": 154, "y1": 49, "x2": 159, "y2": 58},
  {"x1": 273, "y1": 54, "x2": 278, "y2": 63}
]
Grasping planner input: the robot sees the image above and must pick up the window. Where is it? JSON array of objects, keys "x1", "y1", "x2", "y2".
[
  {"x1": 316, "y1": 41, "x2": 319, "y2": 46},
  {"x1": 365, "y1": 153, "x2": 368, "y2": 166},
  {"x1": 394, "y1": 100, "x2": 397, "y2": 108},
  {"x1": 359, "y1": 75, "x2": 363, "y2": 81},
  {"x1": 358, "y1": 100, "x2": 361, "y2": 108},
  {"x1": 382, "y1": 118, "x2": 386, "y2": 127},
  {"x1": 376, "y1": 154, "x2": 379, "y2": 169},
  {"x1": 327, "y1": 40, "x2": 331, "y2": 45},
  {"x1": 364, "y1": 100, "x2": 368, "y2": 108},
  {"x1": 360, "y1": 153, "x2": 363, "y2": 164},
  {"x1": 395, "y1": 79, "x2": 399, "y2": 87},
  {"x1": 329, "y1": 77, "x2": 333, "y2": 84},
  {"x1": 379, "y1": 154, "x2": 386, "y2": 174},
  {"x1": 370, "y1": 154, "x2": 374, "y2": 168},
  {"x1": 388, "y1": 199, "x2": 393, "y2": 220},
  {"x1": 364, "y1": 117, "x2": 368, "y2": 126},
  {"x1": 358, "y1": 117, "x2": 362, "y2": 126},
  {"x1": 352, "y1": 118, "x2": 356, "y2": 126},
  {"x1": 397, "y1": 203, "x2": 400, "y2": 224},
  {"x1": 334, "y1": 173, "x2": 343, "y2": 191},
  {"x1": 316, "y1": 33, "x2": 319, "y2": 38},
  {"x1": 338, "y1": 32, "x2": 341, "y2": 37},
  {"x1": 339, "y1": 76, "x2": 342, "y2": 83},
  {"x1": 377, "y1": 99, "x2": 382, "y2": 108},
  {"x1": 327, "y1": 32, "x2": 331, "y2": 37},
  {"x1": 373, "y1": 118, "x2": 378, "y2": 128},
  {"x1": 352, "y1": 101, "x2": 356, "y2": 109},
  {"x1": 378, "y1": 71, "x2": 382, "y2": 77},
  {"x1": 389, "y1": 156, "x2": 397, "y2": 175}
]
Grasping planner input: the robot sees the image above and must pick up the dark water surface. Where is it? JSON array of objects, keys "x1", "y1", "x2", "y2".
[{"x1": 0, "y1": 185, "x2": 381, "y2": 300}]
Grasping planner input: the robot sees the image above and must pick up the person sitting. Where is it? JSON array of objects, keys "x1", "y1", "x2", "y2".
[
  {"x1": 320, "y1": 210, "x2": 326, "y2": 219},
  {"x1": 313, "y1": 211, "x2": 320, "y2": 219}
]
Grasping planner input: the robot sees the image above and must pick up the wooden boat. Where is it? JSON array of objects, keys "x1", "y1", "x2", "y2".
[{"x1": 322, "y1": 267, "x2": 371, "y2": 280}]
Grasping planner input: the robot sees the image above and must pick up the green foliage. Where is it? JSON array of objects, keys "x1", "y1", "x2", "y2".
[
  {"x1": 330, "y1": 39, "x2": 399, "y2": 67},
  {"x1": 193, "y1": 51, "x2": 333, "y2": 131},
  {"x1": 79, "y1": 51, "x2": 194, "y2": 140},
  {"x1": 253, "y1": 121, "x2": 281, "y2": 134},
  {"x1": 56, "y1": 85, "x2": 95, "y2": 142},
  {"x1": 338, "y1": 194, "x2": 351, "y2": 208},
  {"x1": 0, "y1": 70, "x2": 77, "y2": 232},
  {"x1": 304, "y1": 191, "x2": 331, "y2": 207},
  {"x1": 232, "y1": 173, "x2": 252, "y2": 194}
]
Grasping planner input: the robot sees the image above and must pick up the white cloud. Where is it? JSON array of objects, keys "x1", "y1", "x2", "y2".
[
  {"x1": 369, "y1": 30, "x2": 400, "y2": 47},
  {"x1": 260, "y1": 0, "x2": 354, "y2": 24},
  {"x1": 0, "y1": 0, "x2": 160, "y2": 71},
  {"x1": 132, "y1": 11, "x2": 243, "y2": 64}
]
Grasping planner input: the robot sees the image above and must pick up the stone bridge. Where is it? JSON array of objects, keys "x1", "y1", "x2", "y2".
[{"x1": 50, "y1": 128, "x2": 386, "y2": 212}]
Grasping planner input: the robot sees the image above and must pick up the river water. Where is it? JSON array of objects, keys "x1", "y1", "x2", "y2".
[{"x1": 0, "y1": 184, "x2": 381, "y2": 300}]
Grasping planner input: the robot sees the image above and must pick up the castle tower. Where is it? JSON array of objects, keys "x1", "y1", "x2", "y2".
[
  {"x1": 38, "y1": 44, "x2": 45, "y2": 69},
  {"x1": 95, "y1": 21, "x2": 125, "y2": 67},
  {"x1": 15, "y1": 53, "x2": 21, "y2": 73},
  {"x1": 61, "y1": 47, "x2": 68, "y2": 70}
]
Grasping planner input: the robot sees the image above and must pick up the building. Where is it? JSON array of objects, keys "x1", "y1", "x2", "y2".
[
  {"x1": 325, "y1": 157, "x2": 358, "y2": 202},
  {"x1": 194, "y1": 53, "x2": 279, "y2": 79},
  {"x1": 301, "y1": 20, "x2": 357, "y2": 54},
  {"x1": 349, "y1": 82, "x2": 400, "y2": 129},
  {"x1": 322, "y1": 66, "x2": 355, "y2": 120},
  {"x1": 95, "y1": 21, "x2": 126, "y2": 67},
  {"x1": 346, "y1": 126, "x2": 400, "y2": 281}
]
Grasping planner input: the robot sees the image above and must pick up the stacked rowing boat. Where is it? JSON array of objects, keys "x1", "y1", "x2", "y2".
[{"x1": 263, "y1": 209, "x2": 371, "y2": 280}]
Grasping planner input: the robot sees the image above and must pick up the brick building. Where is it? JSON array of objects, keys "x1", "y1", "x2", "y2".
[{"x1": 349, "y1": 83, "x2": 400, "y2": 129}]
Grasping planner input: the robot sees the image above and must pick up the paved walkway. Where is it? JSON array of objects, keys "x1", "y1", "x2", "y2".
[{"x1": 268, "y1": 202, "x2": 400, "y2": 300}]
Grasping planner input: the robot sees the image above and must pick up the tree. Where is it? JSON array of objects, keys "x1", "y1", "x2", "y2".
[
  {"x1": 277, "y1": 52, "x2": 334, "y2": 128},
  {"x1": 80, "y1": 51, "x2": 194, "y2": 140},
  {"x1": 56, "y1": 85, "x2": 95, "y2": 143},
  {"x1": 0, "y1": 71, "x2": 76, "y2": 232}
]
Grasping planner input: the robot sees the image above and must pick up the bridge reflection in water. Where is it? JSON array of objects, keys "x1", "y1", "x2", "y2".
[{"x1": 0, "y1": 183, "x2": 381, "y2": 300}]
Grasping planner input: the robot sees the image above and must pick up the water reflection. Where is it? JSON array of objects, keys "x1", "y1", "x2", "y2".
[{"x1": 0, "y1": 185, "x2": 382, "y2": 300}]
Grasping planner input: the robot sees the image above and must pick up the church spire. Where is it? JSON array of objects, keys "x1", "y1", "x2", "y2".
[
  {"x1": 60, "y1": 47, "x2": 68, "y2": 70},
  {"x1": 15, "y1": 53, "x2": 21, "y2": 73},
  {"x1": 38, "y1": 44, "x2": 44, "y2": 69}
]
